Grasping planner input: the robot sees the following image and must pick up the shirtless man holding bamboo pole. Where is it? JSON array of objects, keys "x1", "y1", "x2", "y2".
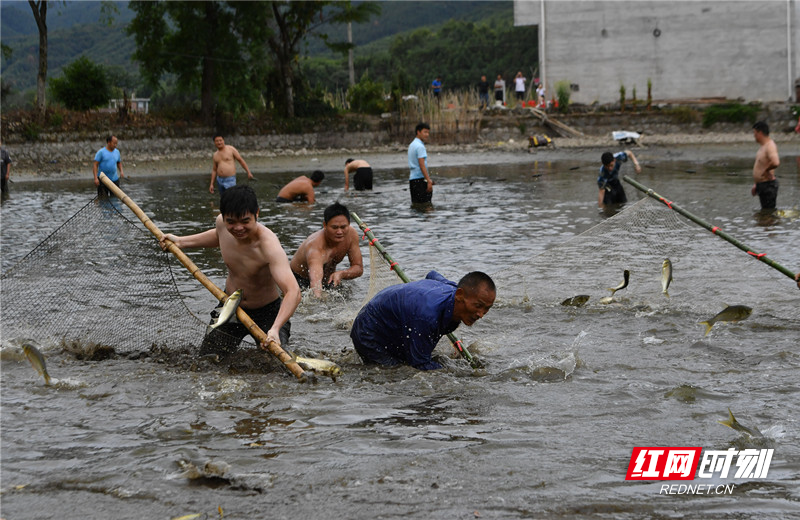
[{"x1": 160, "y1": 185, "x2": 300, "y2": 356}]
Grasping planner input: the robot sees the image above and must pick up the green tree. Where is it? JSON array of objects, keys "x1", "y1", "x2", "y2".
[
  {"x1": 28, "y1": 0, "x2": 50, "y2": 118},
  {"x1": 265, "y1": 1, "x2": 380, "y2": 117},
  {"x1": 49, "y1": 56, "x2": 111, "y2": 110},
  {"x1": 346, "y1": 72, "x2": 386, "y2": 115},
  {"x1": 331, "y1": 20, "x2": 538, "y2": 94},
  {"x1": 127, "y1": 1, "x2": 269, "y2": 123},
  {"x1": 1, "y1": 44, "x2": 12, "y2": 98}
]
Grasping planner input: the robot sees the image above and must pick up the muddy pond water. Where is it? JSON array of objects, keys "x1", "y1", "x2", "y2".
[{"x1": 1, "y1": 149, "x2": 799, "y2": 519}]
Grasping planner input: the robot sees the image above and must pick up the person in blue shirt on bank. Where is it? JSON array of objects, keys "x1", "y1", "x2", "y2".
[
  {"x1": 431, "y1": 76, "x2": 442, "y2": 104},
  {"x1": 597, "y1": 149, "x2": 641, "y2": 208},
  {"x1": 408, "y1": 122, "x2": 434, "y2": 204},
  {"x1": 93, "y1": 135, "x2": 124, "y2": 197},
  {"x1": 350, "y1": 271, "x2": 496, "y2": 370}
]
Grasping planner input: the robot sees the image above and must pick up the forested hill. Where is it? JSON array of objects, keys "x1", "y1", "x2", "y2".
[{"x1": 1, "y1": 1, "x2": 516, "y2": 102}]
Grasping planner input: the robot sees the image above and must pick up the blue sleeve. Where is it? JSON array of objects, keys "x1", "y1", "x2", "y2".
[
  {"x1": 413, "y1": 358, "x2": 443, "y2": 370},
  {"x1": 405, "y1": 315, "x2": 444, "y2": 370},
  {"x1": 94, "y1": 149, "x2": 103, "y2": 162},
  {"x1": 425, "y1": 271, "x2": 456, "y2": 287},
  {"x1": 614, "y1": 151, "x2": 628, "y2": 162}
]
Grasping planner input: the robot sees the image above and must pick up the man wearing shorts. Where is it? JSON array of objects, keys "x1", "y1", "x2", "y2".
[
  {"x1": 344, "y1": 158, "x2": 373, "y2": 191},
  {"x1": 210, "y1": 135, "x2": 254, "y2": 196},
  {"x1": 408, "y1": 123, "x2": 433, "y2": 204},
  {"x1": 93, "y1": 135, "x2": 124, "y2": 197},
  {"x1": 751, "y1": 121, "x2": 780, "y2": 210},
  {"x1": 159, "y1": 185, "x2": 301, "y2": 358}
]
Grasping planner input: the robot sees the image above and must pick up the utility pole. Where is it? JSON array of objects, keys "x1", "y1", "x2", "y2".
[{"x1": 348, "y1": 21, "x2": 355, "y2": 86}]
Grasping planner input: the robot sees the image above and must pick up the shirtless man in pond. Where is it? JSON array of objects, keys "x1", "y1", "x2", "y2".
[
  {"x1": 160, "y1": 185, "x2": 300, "y2": 357},
  {"x1": 751, "y1": 121, "x2": 780, "y2": 210},
  {"x1": 344, "y1": 158, "x2": 373, "y2": 191},
  {"x1": 210, "y1": 135, "x2": 254, "y2": 195},
  {"x1": 276, "y1": 171, "x2": 324, "y2": 203},
  {"x1": 290, "y1": 202, "x2": 363, "y2": 298}
]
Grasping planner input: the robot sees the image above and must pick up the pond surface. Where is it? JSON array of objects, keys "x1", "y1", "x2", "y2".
[{"x1": 2, "y1": 149, "x2": 799, "y2": 519}]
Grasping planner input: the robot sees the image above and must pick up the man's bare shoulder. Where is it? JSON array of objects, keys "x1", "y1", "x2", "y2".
[
  {"x1": 766, "y1": 139, "x2": 779, "y2": 153},
  {"x1": 345, "y1": 225, "x2": 361, "y2": 243},
  {"x1": 255, "y1": 222, "x2": 280, "y2": 241}
]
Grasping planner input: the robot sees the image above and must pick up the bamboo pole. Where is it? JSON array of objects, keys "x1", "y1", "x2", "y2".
[
  {"x1": 98, "y1": 173, "x2": 308, "y2": 381},
  {"x1": 622, "y1": 174, "x2": 798, "y2": 282},
  {"x1": 350, "y1": 211, "x2": 480, "y2": 368}
]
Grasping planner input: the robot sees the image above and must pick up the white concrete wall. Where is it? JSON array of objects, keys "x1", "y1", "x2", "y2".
[{"x1": 515, "y1": 0, "x2": 798, "y2": 104}]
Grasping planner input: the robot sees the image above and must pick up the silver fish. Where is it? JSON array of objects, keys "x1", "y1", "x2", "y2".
[
  {"x1": 608, "y1": 269, "x2": 630, "y2": 296},
  {"x1": 561, "y1": 295, "x2": 590, "y2": 307},
  {"x1": 22, "y1": 343, "x2": 51, "y2": 385},
  {"x1": 210, "y1": 289, "x2": 242, "y2": 330},
  {"x1": 285, "y1": 349, "x2": 342, "y2": 381},
  {"x1": 699, "y1": 305, "x2": 752, "y2": 336},
  {"x1": 718, "y1": 408, "x2": 763, "y2": 438},
  {"x1": 661, "y1": 259, "x2": 673, "y2": 298}
]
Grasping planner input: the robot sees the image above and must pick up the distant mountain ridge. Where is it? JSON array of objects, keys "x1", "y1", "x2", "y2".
[{"x1": 1, "y1": 1, "x2": 511, "y2": 96}]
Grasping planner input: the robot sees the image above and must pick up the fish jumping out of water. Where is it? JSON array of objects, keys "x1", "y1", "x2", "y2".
[
  {"x1": 561, "y1": 295, "x2": 590, "y2": 307},
  {"x1": 699, "y1": 305, "x2": 752, "y2": 336},
  {"x1": 608, "y1": 270, "x2": 630, "y2": 296},
  {"x1": 22, "y1": 343, "x2": 51, "y2": 385},
  {"x1": 718, "y1": 408, "x2": 763, "y2": 438},
  {"x1": 284, "y1": 349, "x2": 342, "y2": 382},
  {"x1": 661, "y1": 259, "x2": 672, "y2": 298},
  {"x1": 210, "y1": 289, "x2": 242, "y2": 330}
]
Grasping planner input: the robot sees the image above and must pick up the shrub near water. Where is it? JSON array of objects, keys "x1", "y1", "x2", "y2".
[
  {"x1": 346, "y1": 74, "x2": 387, "y2": 115},
  {"x1": 702, "y1": 103, "x2": 760, "y2": 128},
  {"x1": 555, "y1": 81, "x2": 571, "y2": 114}
]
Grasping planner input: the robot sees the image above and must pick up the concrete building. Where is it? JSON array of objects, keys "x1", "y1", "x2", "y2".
[{"x1": 514, "y1": 0, "x2": 799, "y2": 105}]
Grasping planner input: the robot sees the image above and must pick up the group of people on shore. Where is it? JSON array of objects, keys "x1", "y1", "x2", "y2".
[
  {"x1": 475, "y1": 72, "x2": 545, "y2": 110},
  {"x1": 77, "y1": 116, "x2": 797, "y2": 372}
]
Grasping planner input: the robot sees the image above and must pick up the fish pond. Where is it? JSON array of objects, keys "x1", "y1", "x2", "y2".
[{"x1": 1, "y1": 147, "x2": 799, "y2": 519}]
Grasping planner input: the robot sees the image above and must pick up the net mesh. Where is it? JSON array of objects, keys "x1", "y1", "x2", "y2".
[{"x1": 1, "y1": 199, "x2": 208, "y2": 354}]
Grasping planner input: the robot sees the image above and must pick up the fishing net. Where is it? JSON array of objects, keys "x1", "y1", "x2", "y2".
[
  {"x1": 335, "y1": 238, "x2": 404, "y2": 330},
  {"x1": 3, "y1": 193, "x2": 797, "y2": 359},
  {"x1": 0, "y1": 198, "x2": 209, "y2": 355},
  {"x1": 490, "y1": 197, "x2": 800, "y2": 322}
]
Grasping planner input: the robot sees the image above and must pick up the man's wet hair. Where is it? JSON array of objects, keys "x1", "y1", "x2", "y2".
[
  {"x1": 601, "y1": 152, "x2": 615, "y2": 166},
  {"x1": 220, "y1": 185, "x2": 259, "y2": 219},
  {"x1": 324, "y1": 202, "x2": 350, "y2": 224},
  {"x1": 214, "y1": 134, "x2": 224, "y2": 140},
  {"x1": 311, "y1": 170, "x2": 325, "y2": 183},
  {"x1": 752, "y1": 121, "x2": 770, "y2": 135},
  {"x1": 345, "y1": 158, "x2": 354, "y2": 165},
  {"x1": 458, "y1": 271, "x2": 496, "y2": 293},
  {"x1": 106, "y1": 135, "x2": 116, "y2": 143},
  {"x1": 415, "y1": 122, "x2": 430, "y2": 134}
]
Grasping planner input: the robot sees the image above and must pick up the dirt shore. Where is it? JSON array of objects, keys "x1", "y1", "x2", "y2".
[{"x1": 7, "y1": 130, "x2": 799, "y2": 182}]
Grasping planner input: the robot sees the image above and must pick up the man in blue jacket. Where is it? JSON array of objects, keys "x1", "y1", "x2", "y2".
[{"x1": 350, "y1": 271, "x2": 496, "y2": 370}]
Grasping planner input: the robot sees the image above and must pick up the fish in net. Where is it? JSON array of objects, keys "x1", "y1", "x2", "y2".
[{"x1": 1, "y1": 199, "x2": 241, "y2": 358}]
